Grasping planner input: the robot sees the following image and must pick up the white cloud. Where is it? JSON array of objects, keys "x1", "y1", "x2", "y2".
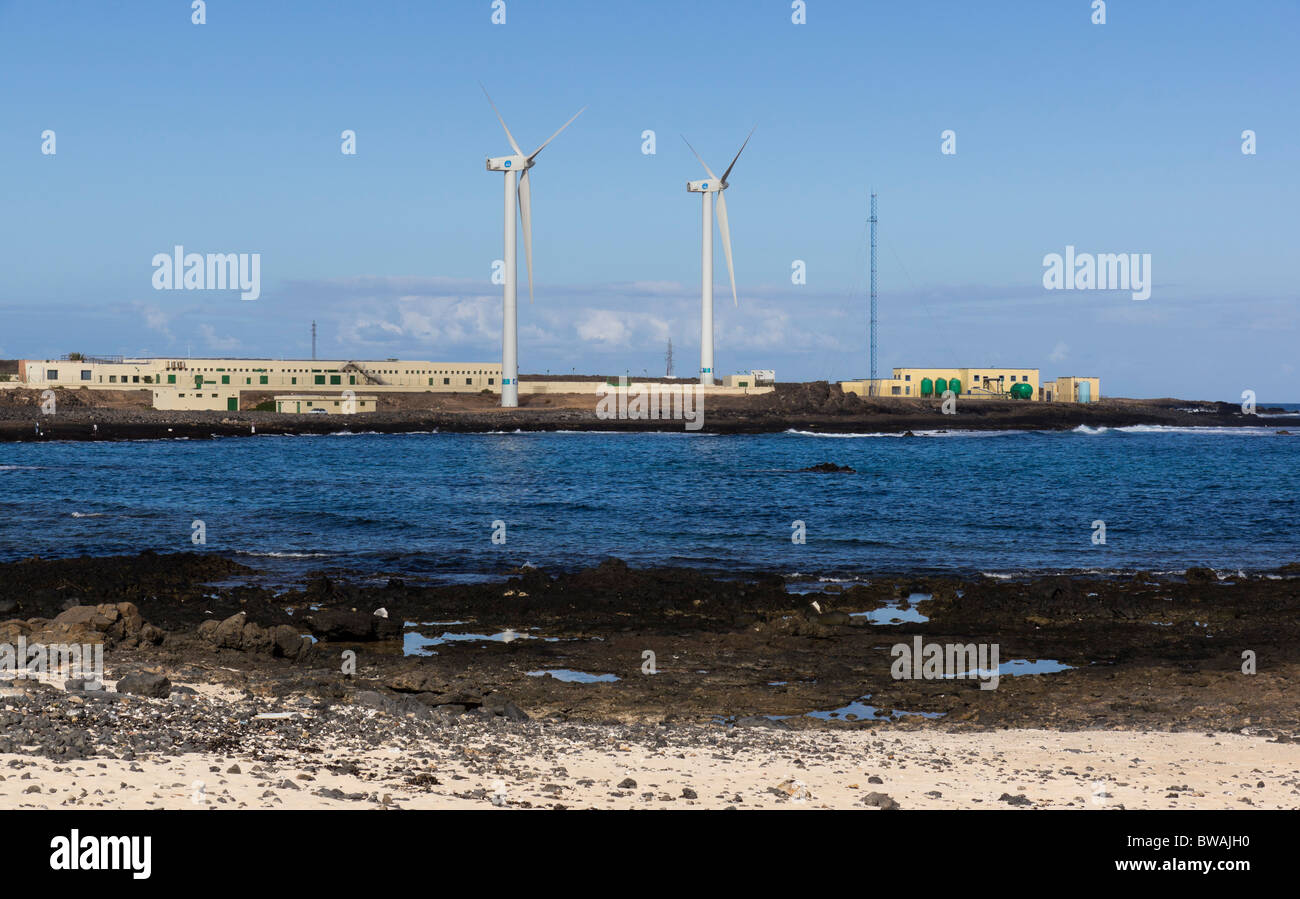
[
  {"x1": 199, "y1": 324, "x2": 240, "y2": 352},
  {"x1": 1049, "y1": 341, "x2": 1069, "y2": 363},
  {"x1": 139, "y1": 304, "x2": 174, "y2": 341}
]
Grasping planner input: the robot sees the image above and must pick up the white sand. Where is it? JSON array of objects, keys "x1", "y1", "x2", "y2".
[{"x1": 4, "y1": 728, "x2": 1297, "y2": 810}]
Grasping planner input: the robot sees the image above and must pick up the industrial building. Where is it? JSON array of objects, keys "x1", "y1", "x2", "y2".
[
  {"x1": 840, "y1": 368, "x2": 1099, "y2": 402},
  {"x1": 14, "y1": 357, "x2": 502, "y2": 411},
  {"x1": 274, "y1": 394, "x2": 377, "y2": 414},
  {"x1": 19, "y1": 357, "x2": 501, "y2": 391},
  {"x1": 7, "y1": 355, "x2": 774, "y2": 411}
]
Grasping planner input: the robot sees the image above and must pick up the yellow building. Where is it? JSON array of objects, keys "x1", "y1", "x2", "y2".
[
  {"x1": 841, "y1": 367, "x2": 1039, "y2": 399},
  {"x1": 840, "y1": 367, "x2": 1099, "y2": 402},
  {"x1": 152, "y1": 387, "x2": 243, "y2": 412},
  {"x1": 20, "y1": 356, "x2": 501, "y2": 411},
  {"x1": 20, "y1": 357, "x2": 501, "y2": 392},
  {"x1": 1049, "y1": 376, "x2": 1100, "y2": 403},
  {"x1": 274, "y1": 394, "x2": 377, "y2": 414}
]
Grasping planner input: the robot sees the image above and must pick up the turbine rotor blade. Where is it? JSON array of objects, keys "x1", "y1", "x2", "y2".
[
  {"x1": 720, "y1": 127, "x2": 755, "y2": 184},
  {"x1": 715, "y1": 189, "x2": 738, "y2": 307},
  {"x1": 681, "y1": 135, "x2": 717, "y2": 180},
  {"x1": 530, "y1": 106, "x2": 586, "y2": 160},
  {"x1": 518, "y1": 169, "x2": 534, "y2": 303},
  {"x1": 480, "y1": 82, "x2": 523, "y2": 156}
]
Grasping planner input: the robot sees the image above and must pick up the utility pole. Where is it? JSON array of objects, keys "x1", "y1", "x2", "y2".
[
  {"x1": 665, "y1": 338, "x2": 674, "y2": 378},
  {"x1": 311, "y1": 321, "x2": 317, "y2": 360},
  {"x1": 869, "y1": 192, "x2": 878, "y2": 390}
]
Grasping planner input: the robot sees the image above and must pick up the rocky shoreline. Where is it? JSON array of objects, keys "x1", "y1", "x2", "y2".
[
  {"x1": 2, "y1": 552, "x2": 1297, "y2": 808},
  {"x1": 1, "y1": 383, "x2": 1294, "y2": 441}
]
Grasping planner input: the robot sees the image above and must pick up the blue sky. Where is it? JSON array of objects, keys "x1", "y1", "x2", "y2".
[{"x1": 0, "y1": 0, "x2": 1296, "y2": 399}]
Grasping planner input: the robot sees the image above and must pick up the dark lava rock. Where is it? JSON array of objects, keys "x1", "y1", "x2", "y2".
[
  {"x1": 799, "y1": 462, "x2": 856, "y2": 473},
  {"x1": 999, "y1": 792, "x2": 1032, "y2": 806},
  {"x1": 618, "y1": 778, "x2": 637, "y2": 789},
  {"x1": 484, "y1": 699, "x2": 529, "y2": 721},
  {"x1": 681, "y1": 787, "x2": 698, "y2": 799},
  {"x1": 862, "y1": 791, "x2": 900, "y2": 810},
  {"x1": 733, "y1": 715, "x2": 790, "y2": 729},
  {"x1": 196, "y1": 612, "x2": 316, "y2": 660},
  {"x1": 64, "y1": 678, "x2": 103, "y2": 693},
  {"x1": 303, "y1": 608, "x2": 400, "y2": 642},
  {"x1": 1184, "y1": 567, "x2": 1218, "y2": 583},
  {"x1": 816, "y1": 611, "x2": 852, "y2": 626},
  {"x1": 115, "y1": 673, "x2": 171, "y2": 698}
]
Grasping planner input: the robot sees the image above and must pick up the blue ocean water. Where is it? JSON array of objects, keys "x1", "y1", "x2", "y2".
[{"x1": 1, "y1": 425, "x2": 1297, "y2": 582}]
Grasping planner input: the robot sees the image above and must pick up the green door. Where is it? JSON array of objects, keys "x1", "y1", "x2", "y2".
[{"x1": 227, "y1": 397, "x2": 238, "y2": 411}]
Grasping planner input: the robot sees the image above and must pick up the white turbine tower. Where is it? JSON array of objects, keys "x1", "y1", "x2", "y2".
[
  {"x1": 683, "y1": 130, "x2": 752, "y2": 386},
  {"x1": 482, "y1": 86, "x2": 585, "y2": 407}
]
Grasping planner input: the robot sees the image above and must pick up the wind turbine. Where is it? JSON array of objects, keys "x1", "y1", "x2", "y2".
[
  {"x1": 683, "y1": 129, "x2": 753, "y2": 387},
  {"x1": 482, "y1": 86, "x2": 585, "y2": 407}
]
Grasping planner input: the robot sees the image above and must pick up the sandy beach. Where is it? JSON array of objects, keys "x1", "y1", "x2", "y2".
[{"x1": 4, "y1": 708, "x2": 1296, "y2": 810}]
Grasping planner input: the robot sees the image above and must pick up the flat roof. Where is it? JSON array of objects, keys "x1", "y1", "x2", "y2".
[{"x1": 28, "y1": 357, "x2": 498, "y2": 365}]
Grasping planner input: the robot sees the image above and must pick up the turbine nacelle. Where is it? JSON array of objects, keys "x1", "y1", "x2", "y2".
[
  {"x1": 686, "y1": 179, "x2": 728, "y2": 193},
  {"x1": 486, "y1": 155, "x2": 533, "y2": 172}
]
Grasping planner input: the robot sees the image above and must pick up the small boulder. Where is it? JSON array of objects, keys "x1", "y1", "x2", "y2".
[{"x1": 116, "y1": 673, "x2": 171, "y2": 698}]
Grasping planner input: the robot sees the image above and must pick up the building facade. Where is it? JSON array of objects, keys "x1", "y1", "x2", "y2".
[
  {"x1": 11, "y1": 356, "x2": 776, "y2": 411},
  {"x1": 20, "y1": 358, "x2": 501, "y2": 392},
  {"x1": 17, "y1": 357, "x2": 502, "y2": 410},
  {"x1": 840, "y1": 367, "x2": 1100, "y2": 402},
  {"x1": 274, "y1": 394, "x2": 377, "y2": 414}
]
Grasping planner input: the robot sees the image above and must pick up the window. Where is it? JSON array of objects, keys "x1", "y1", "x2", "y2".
[
  {"x1": 132, "y1": 376, "x2": 140, "y2": 383},
  {"x1": 109, "y1": 375, "x2": 117, "y2": 383},
  {"x1": 291, "y1": 377, "x2": 297, "y2": 385},
  {"x1": 465, "y1": 378, "x2": 472, "y2": 385},
  {"x1": 905, "y1": 386, "x2": 911, "y2": 395},
  {"x1": 259, "y1": 376, "x2": 268, "y2": 385},
  {"x1": 488, "y1": 378, "x2": 494, "y2": 385},
  {"x1": 47, "y1": 370, "x2": 58, "y2": 380},
  {"x1": 904, "y1": 375, "x2": 911, "y2": 381},
  {"x1": 330, "y1": 375, "x2": 341, "y2": 385},
  {"x1": 891, "y1": 386, "x2": 901, "y2": 395},
  {"x1": 81, "y1": 370, "x2": 91, "y2": 381},
  {"x1": 167, "y1": 374, "x2": 176, "y2": 384},
  {"x1": 314, "y1": 375, "x2": 325, "y2": 385},
  {"x1": 221, "y1": 375, "x2": 230, "y2": 385},
  {"x1": 443, "y1": 378, "x2": 450, "y2": 385}
]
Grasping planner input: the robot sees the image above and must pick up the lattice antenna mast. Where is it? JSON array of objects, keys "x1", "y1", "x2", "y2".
[{"x1": 869, "y1": 192, "x2": 878, "y2": 383}]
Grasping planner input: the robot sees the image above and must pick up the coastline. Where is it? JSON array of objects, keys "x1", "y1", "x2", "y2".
[
  {"x1": 2, "y1": 385, "x2": 1295, "y2": 442},
  {"x1": 1, "y1": 552, "x2": 1297, "y2": 809}
]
